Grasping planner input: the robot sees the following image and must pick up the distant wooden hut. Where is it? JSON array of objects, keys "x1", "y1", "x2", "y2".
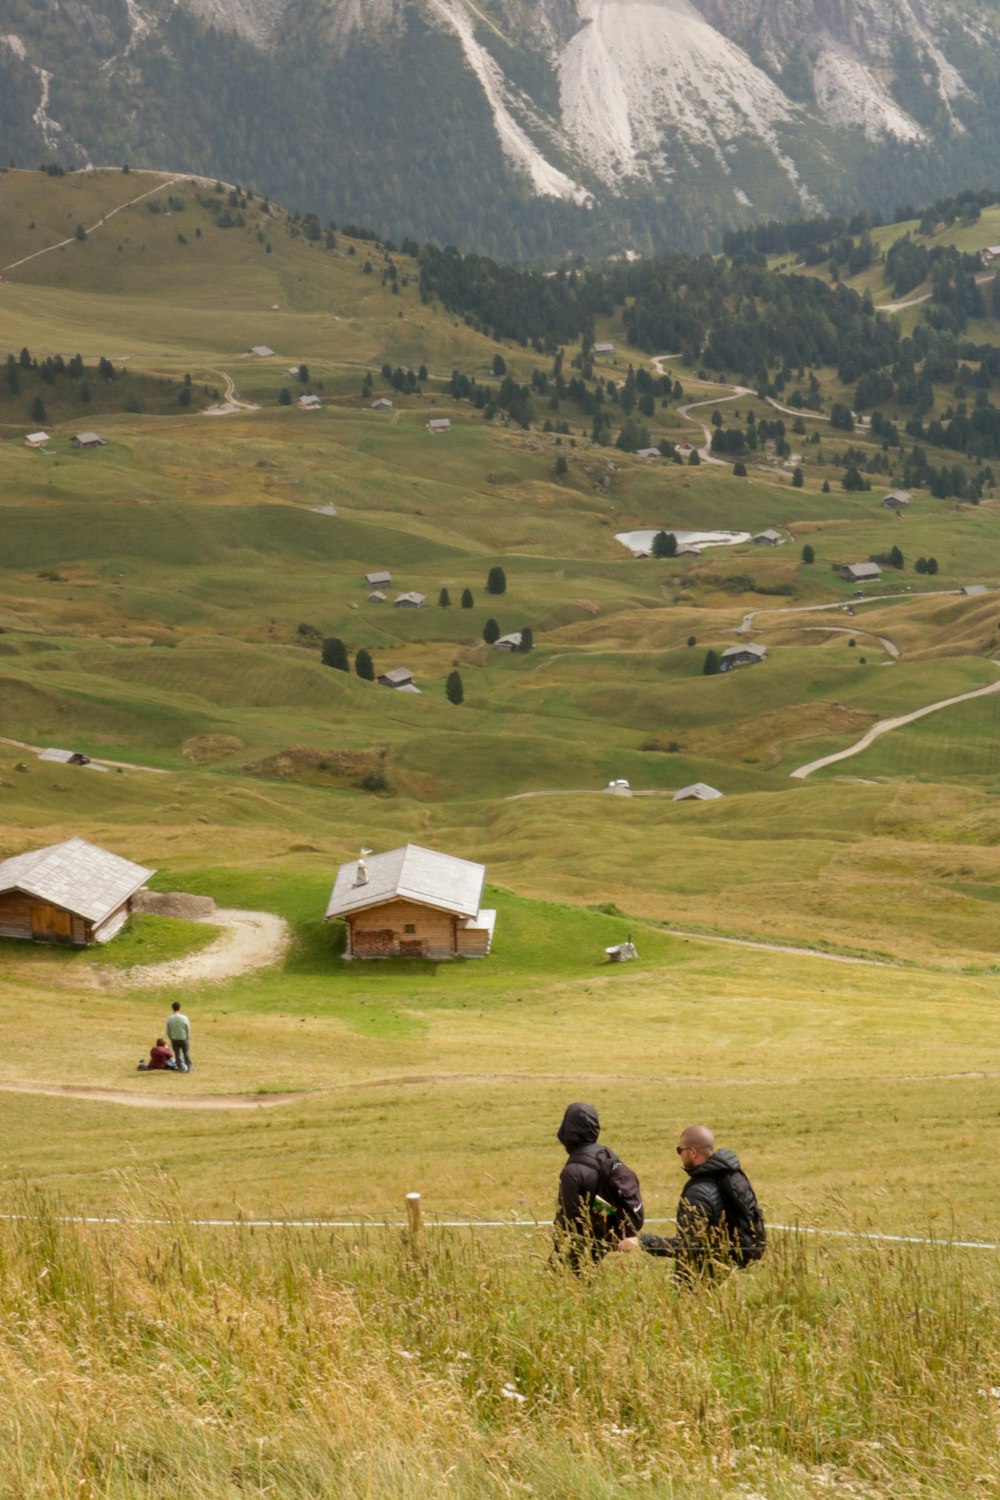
[
  {"x1": 0, "y1": 837, "x2": 153, "y2": 946},
  {"x1": 720, "y1": 643, "x2": 767, "y2": 672},
  {"x1": 377, "y1": 667, "x2": 420, "y2": 693}
]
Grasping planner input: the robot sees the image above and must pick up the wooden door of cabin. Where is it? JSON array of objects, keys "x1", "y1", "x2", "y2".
[{"x1": 30, "y1": 903, "x2": 73, "y2": 943}]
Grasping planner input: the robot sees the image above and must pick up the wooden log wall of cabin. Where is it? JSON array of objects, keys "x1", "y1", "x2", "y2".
[
  {"x1": 0, "y1": 891, "x2": 95, "y2": 945},
  {"x1": 348, "y1": 899, "x2": 460, "y2": 958},
  {"x1": 0, "y1": 890, "x2": 34, "y2": 940},
  {"x1": 456, "y1": 925, "x2": 490, "y2": 957}
]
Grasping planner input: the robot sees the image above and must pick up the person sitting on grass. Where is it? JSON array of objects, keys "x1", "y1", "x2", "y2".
[{"x1": 139, "y1": 1038, "x2": 177, "y2": 1072}]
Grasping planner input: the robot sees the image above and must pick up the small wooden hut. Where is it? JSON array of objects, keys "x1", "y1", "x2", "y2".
[
  {"x1": 325, "y1": 844, "x2": 494, "y2": 959},
  {"x1": 0, "y1": 837, "x2": 154, "y2": 946}
]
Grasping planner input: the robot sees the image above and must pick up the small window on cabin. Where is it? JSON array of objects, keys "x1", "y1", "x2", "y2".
[{"x1": 404, "y1": 923, "x2": 416, "y2": 935}]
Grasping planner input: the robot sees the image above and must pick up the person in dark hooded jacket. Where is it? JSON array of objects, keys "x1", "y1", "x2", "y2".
[
  {"x1": 553, "y1": 1101, "x2": 639, "y2": 1269},
  {"x1": 620, "y1": 1123, "x2": 764, "y2": 1279}
]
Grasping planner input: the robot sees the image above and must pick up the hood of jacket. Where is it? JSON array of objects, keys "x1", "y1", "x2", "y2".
[
  {"x1": 686, "y1": 1146, "x2": 741, "y2": 1179},
  {"x1": 557, "y1": 1101, "x2": 600, "y2": 1151}
]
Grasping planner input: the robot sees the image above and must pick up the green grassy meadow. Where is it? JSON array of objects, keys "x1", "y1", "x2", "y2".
[{"x1": 0, "y1": 169, "x2": 999, "y2": 1497}]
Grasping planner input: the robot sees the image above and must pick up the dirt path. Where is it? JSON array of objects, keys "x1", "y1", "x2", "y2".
[
  {"x1": 676, "y1": 387, "x2": 752, "y2": 465},
  {"x1": 0, "y1": 175, "x2": 182, "y2": 275},
  {"x1": 202, "y1": 369, "x2": 260, "y2": 417},
  {"x1": 652, "y1": 353, "x2": 832, "y2": 431},
  {"x1": 113, "y1": 907, "x2": 290, "y2": 988},
  {"x1": 0, "y1": 734, "x2": 168, "y2": 774},
  {"x1": 876, "y1": 273, "x2": 993, "y2": 316},
  {"x1": 791, "y1": 663, "x2": 1000, "y2": 779},
  {"x1": 0, "y1": 1081, "x2": 299, "y2": 1110},
  {"x1": 6, "y1": 1050, "x2": 999, "y2": 1115}
]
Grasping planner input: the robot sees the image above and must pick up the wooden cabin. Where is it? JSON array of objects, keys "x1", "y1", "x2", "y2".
[
  {"x1": 325, "y1": 844, "x2": 495, "y2": 959},
  {"x1": 0, "y1": 837, "x2": 154, "y2": 946}
]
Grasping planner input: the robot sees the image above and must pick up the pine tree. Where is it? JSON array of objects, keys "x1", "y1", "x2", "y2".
[
  {"x1": 483, "y1": 618, "x2": 500, "y2": 645},
  {"x1": 518, "y1": 627, "x2": 534, "y2": 653},
  {"x1": 703, "y1": 649, "x2": 721, "y2": 676},
  {"x1": 322, "y1": 637, "x2": 349, "y2": 671},
  {"x1": 438, "y1": 587, "x2": 451, "y2": 607},
  {"x1": 30, "y1": 396, "x2": 46, "y2": 425},
  {"x1": 355, "y1": 648, "x2": 375, "y2": 681},
  {"x1": 486, "y1": 565, "x2": 507, "y2": 595},
  {"x1": 445, "y1": 670, "x2": 464, "y2": 705},
  {"x1": 279, "y1": 388, "x2": 292, "y2": 405},
  {"x1": 652, "y1": 530, "x2": 677, "y2": 558},
  {"x1": 461, "y1": 588, "x2": 474, "y2": 609},
  {"x1": 801, "y1": 544, "x2": 815, "y2": 564}
]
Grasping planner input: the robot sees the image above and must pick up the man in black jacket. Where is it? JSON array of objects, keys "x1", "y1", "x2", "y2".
[
  {"x1": 619, "y1": 1123, "x2": 763, "y2": 1278},
  {"x1": 553, "y1": 1101, "x2": 637, "y2": 1270}
]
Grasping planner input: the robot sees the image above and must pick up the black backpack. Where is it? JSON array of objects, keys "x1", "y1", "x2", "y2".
[
  {"x1": 581, "y1": 1144, "x2": 645, "y2": 1238},
  {"x1": 716, "y1": 1167, "x2": 766, "y2": 1266}
]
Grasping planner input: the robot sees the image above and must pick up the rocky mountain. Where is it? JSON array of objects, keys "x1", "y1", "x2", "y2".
[{"x1": 3, "y1": 0, "x2": 1000, "y2": 256}]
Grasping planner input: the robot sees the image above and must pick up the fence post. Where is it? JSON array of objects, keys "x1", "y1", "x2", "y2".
[{"x1": 405, "y1": 1192, "x2": 422, "y2": 1236}]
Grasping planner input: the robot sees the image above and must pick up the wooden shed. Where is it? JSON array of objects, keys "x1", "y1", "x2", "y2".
[
  {"x1": 325, "y1": 844, "x2": 494, "y2": 959},
  {"x1": 0, "y1": 837, "x2": 154, "y2": 946}
]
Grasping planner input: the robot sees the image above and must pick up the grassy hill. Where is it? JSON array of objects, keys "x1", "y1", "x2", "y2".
[{"x1": 1, "y1": 169, "x2": 1000, "y2": 1499}]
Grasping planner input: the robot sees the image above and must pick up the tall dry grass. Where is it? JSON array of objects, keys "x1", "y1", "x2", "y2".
[{"x1": 0, "y1": 1182, "x2": 996, "y2": 1498}]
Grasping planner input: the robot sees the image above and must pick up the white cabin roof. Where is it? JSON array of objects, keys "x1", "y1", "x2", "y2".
[
  {"x1": 721, "y1": 642, "x2": 767, "y2": 661},
  {"x1": 0, "y1": 837, "x2": 154, "y2": 923},
  {"x1": 673, "y1": 782, "x2": 724, "y2": 801},
  {"x1": 325, "y1": 844, "x2": 486, "y2": 921}
]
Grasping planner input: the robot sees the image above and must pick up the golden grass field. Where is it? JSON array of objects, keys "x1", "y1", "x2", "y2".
[{"x1": 0, "y1": 168, "x2": 998, "y2": 1497}]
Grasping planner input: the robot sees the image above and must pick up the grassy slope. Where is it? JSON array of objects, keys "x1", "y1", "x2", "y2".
[{"x1": 2, "y1": 166, "x2": 1000, "y2": 1500}]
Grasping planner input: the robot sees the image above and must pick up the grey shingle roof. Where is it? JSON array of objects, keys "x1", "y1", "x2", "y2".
[
  {"x1": 721, "y1": 643, "x2": 767, "y2": 660},
  {"x1": 0, "y1": 838, "x2": 154, "y2": 922},
  {"x1": 325, "y1": 844, "x2": 486, "y2": 921}
]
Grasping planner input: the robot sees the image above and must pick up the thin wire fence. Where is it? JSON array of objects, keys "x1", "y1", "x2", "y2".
[{"x1": 0, "y1": 1211, "x2": 996, "y2": 1251}]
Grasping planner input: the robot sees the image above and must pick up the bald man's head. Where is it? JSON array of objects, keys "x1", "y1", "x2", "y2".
[{"x1": 677, "y1": 1124, "x2": 715, "y2": 1170}]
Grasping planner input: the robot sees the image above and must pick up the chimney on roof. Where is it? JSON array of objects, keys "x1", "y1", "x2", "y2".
[{"x1": 355, "y1": 847, "x2": 372, "y2": 886}]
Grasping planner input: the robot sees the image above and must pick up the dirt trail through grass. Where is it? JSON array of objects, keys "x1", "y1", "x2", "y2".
[
  {"x1": 0, "y1": 174, "x2": 182, "y2": 274},
  {"x1": 0, "y1": 1081, "x2": 299, "y2": 1110},
  {"x1": 0, "y1": 735, "x2": 168, "y2": 773},
  {"x1": 113, "y1": 907, "x2": 290, "y2": 988},
  {"x1": 791, "y1": 663, "x2": 1000, "y2": 779}
]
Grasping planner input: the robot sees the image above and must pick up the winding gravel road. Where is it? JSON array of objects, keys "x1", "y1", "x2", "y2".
[{"x1": 791, "y1": 664, "x2": 1000, "y2": 779}]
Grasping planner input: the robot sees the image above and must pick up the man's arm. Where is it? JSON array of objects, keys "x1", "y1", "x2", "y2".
[{"x1": 673, "y1": 1183, "x2": 717, "y2": 1264}]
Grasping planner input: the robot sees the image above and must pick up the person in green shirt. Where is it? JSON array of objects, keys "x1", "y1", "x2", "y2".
[{"x1": 165, "y1": 1001, "x2": 192, "y2": 1072}]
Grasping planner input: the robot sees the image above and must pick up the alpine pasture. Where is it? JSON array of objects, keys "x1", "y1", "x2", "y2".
[{"x1": 0, "y1": 169, "x2": 999, "y2": 1499}]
